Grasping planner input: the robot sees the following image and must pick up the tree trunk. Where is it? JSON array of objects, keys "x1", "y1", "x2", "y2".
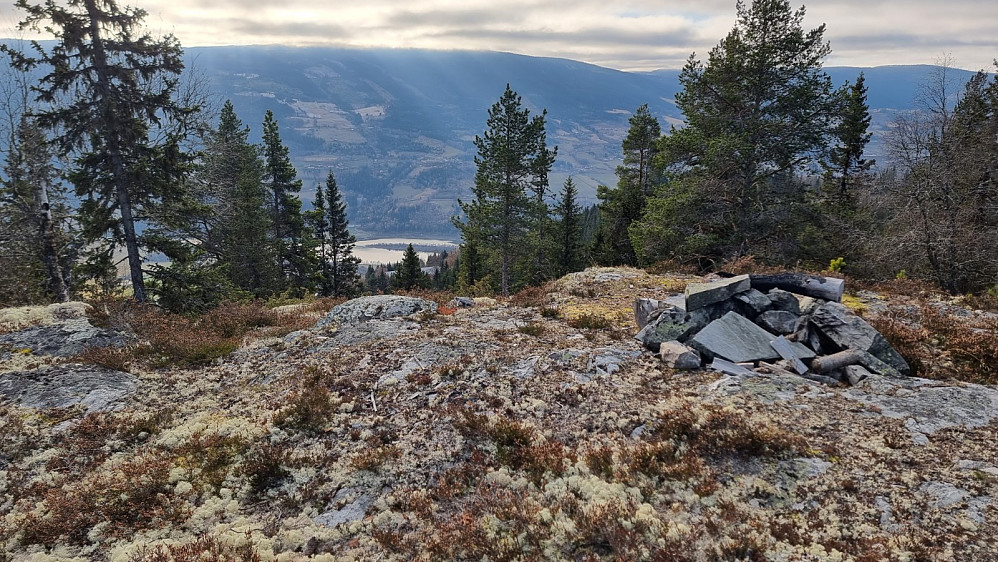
[
  {"x1": 86, "y1": 0, "x2": 145, "y2": 301},
  {"x1": 749, "y1": 273, "x2": 844, "y2": 302},
  {"x1": 37, "y1": 183, "x2": 68, "y2": 302}
]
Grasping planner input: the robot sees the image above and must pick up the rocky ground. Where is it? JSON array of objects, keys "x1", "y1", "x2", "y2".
[{"x1": 1, "y1": 268, "x2": 996, "y2": 561}]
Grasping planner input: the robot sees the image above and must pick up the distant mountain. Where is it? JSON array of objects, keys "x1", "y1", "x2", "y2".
[
  {"x1": 188, "y1": 47, "x2": 686, "y2": 237},
  {"x1": 190, "y1": 47, "x2": 984, "y2": 237},
  {"x1": 1, "y1": 42, "x2": 975, "y2": 237}
]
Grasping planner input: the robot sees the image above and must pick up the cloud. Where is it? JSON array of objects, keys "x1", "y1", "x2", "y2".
[{"x1": 3, "y1": 0, "x2": 996, "y2": 72}]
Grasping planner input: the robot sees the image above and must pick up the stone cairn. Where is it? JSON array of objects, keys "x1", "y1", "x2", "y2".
[{"x1": 635, "y1": 273, "x2": 910, "y2": 385}]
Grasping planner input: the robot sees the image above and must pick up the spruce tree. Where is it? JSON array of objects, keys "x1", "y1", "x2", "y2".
[
  {"x1": 7, "y1": 0, "x2": 197, "y2": 302},
  {"x1": 262, "y1": 110, "x2": 309, "y2": 291},
  {"x1": 0, "y1": 114, "x2": 72, "y2": 303},
  {"x1": 306, "y1": 180, "x2": 330, "y2": 293},
  {"x1": 554, "y1": 177, "x2": 585, "y2": 276},
  {"x1": 213, "y1": 102, "x2": 280, "y2": 296},
  {"x1": 825, "y1": 73, "x2": 874, "y2": 196},
  {"x1": 641, "y1": 0, "x2": 837, "y2": 266},
  {"x1": 322, "y1": 171, "x2": 360, "y2": 297},
  {"x1": 394, "y1": 243, "x2": 424, "y2": 291}
]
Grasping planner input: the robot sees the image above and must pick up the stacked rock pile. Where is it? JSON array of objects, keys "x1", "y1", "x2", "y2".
[{"x1": 635, "y1": 274, "x2": 910, "y2": 385}]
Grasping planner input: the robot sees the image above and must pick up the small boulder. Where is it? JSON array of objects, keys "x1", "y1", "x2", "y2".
[
  {"x1": 688, "y1": 311, "x2": 782, "y2": 363},
  {"x1": 316, "y1": 295, "x2": 437, "y2": 327},
  {"x1": 0, "y1": 364, "x2": 138, "y2": 412},
  {"x1": 735, "y1": 289, "x2": 773, "y2": 316},
  {"x1": 756, "y1": 310, "x2": 800, "y2": 335},
  {"x1": 634, "y1": 298, "x2": 662, "y2": 330},
  {"x1": 659, "y1": 341, "x2": 701, "y2": 370},
  {"x1": 635, "y1": 306, "x2": 700, "y2": 352},
  {"x1": 0, "y1": 318, "x2": 130, "y2": 357},
  {"x1": 767, "y1": 289, "x2": 802, "y2": 315}
]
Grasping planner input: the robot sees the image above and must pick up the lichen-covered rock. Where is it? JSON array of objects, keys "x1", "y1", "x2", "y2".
[
  {"x1": 315, "y1": 295, "x2": 437, "y2": 327},
  {"x1": 0, "y1": 317, "x2": 130, "y2": 357},
  {"x1": 635, "y1": 305, "x2": 701, "y2": 352},
  {"x1": 0, "y1": 363, "x2": 138, "y2": 411}
]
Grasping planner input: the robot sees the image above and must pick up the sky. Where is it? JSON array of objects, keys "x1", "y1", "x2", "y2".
[{"x1": 2, "y1": 0, "x2": 997, "y2": 72}]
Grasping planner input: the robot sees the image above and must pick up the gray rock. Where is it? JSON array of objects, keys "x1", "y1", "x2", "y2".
[
  {"x1": 634, "y1": 298, "x2": 662, "y2": 330},
  {"x1": 548, "y1": 349, "x2": 585, "y2": 363},
  {"x1": 316, "y1": 295, "x2": 437, "y2": 327},
  {"x1": 688, "y1": 312, "x2": 782, "y2": 363},
  {"x1": 379, "y1": 341, "x2": 487, "y2": 386},
  {"x1": 809, "y1": 302, "x2": 910, "y2": 375},
  {"x1": 756, "y1": 310, "x2": 800, "y2": 335},
  {"x1": 588, "y1": 348, "x2": 642, "y2": 376},
  {"x1": 0, "y1": 318, "x2": 130, "y2": 357},
  {"x1": 769, "y1": 336, "x2": 808, "y2": 374},
  {"x1": 659, "y1": 341, "x2": 701, "y2": 370},
  {"x1": 663, "y1": 294, "x2": 687, "y2": 311},
  {"x1": 767, "y1": 289, "x2": 802, "y2": 314},
  {"x1": 919, "y1": 482, "x2": 969, "y2": 509},
  {"x1": 317, "y1": 320, "x2": 420, "y2": 349},
  {"x1": 709, "y1": 358, "x2": 756, "y2": 376},
  {"x1": 844, "y1": 376, "x2": 998, "y2": 435},
  {"x1": 684, "y1": 275, "x2": 751, "y2": 311},
  {"x1": 314, "y1": 487, "x2": 376, "y2": 527},
  {"x1": 843, "y1": 364, "x2": 872, "y2": 385},
  {"x1": 0, "y1": 364, "x2": 138, "y2": 412},
  {"x1": 734, "y1": 289, "x2": 772, "y2": 316}
]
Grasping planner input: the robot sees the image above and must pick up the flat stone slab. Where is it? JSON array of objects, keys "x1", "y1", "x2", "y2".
[
  {"x1": 315, "y1": 487, "x2": 377, "y2": 527},
  {"x1": 684, "y1": 275, "x2": 750, "y2": 311},
  {"x1": 315, "y1": 295, "x2": 437, "y2": 327},
  {"x1": 844, "y1": 376, "x2": 998, "y2": 435},
  {"x1": 0, "y1": 318, "x2": 130, "y2": 357},
  {"x1": 688, "y1": 311, "x2": 781, "y2": 363},
  {"x1": 0, "y1": 364, "x2": 138, "y2": 412}
]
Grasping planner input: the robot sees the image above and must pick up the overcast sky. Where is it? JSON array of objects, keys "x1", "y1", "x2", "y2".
[{"x1": 3, "y1": 0, "x2": 997, "y2": 72}]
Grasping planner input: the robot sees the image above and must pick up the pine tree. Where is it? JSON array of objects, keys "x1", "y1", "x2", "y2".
[
  {"x1": 394, "y1": 243, "x2": 424, "y2": 291},
  {"x1": 455, "y1": 85, "x2": 555, "y2": 295},
  {"x1": 7, "y1": 0, "x2": 197, "y2": 302},
  {"x1": 262, "y1": 110, "x2": 309, "y2": 291},
  {"x1": 595, "y1": 104, "x2": 660, "y2": 266},
  {"x1": 554, "y1": 177, "x2": 585, "y2": 276},
  {"x1": 321, "y1": 171, "x2": 360, "y2": 297},
  {"x1": 641, "y1": 0, "x2": 837, "y2": 266},
  {"x1": 825, "y1": 73, "x2": 874, "y2": 196}
]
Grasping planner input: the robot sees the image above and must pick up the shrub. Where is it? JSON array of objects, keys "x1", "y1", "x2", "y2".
[
  {"x1": 19, "y1": 450, "x2": 186, "y2": 546},
  {"x1": 273, "y1": 382, "x2": 336, "y2": 434},
  {"x1": 567, "y1": 313, "x2": 613, "y2": 331},
  {"x1": 350, "y1": 445, "x2": 401, "y2": 472},
  {"x1": 517, "y1": 322, "x2": 545, "y2": 337},
  {"x1": 129, "y1": 534, "x2": 262, "y2": 562},
  {"x1": 241, "y1": 443, "x2": 291, "y2": 495},
  {"x1": 510, "y1": 282, "x2": 555, "y2": 308}
]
